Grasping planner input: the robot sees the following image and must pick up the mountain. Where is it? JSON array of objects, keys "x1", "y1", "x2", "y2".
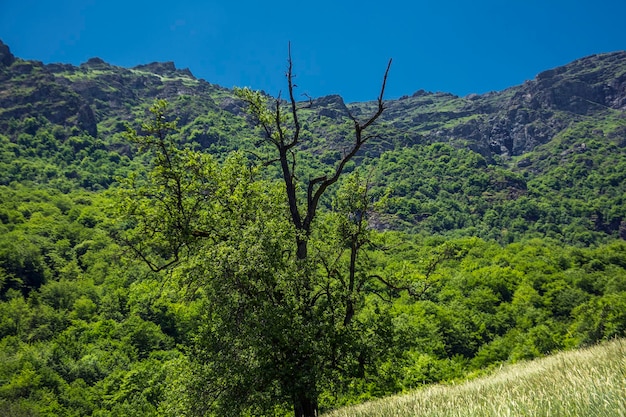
[
  {"x1": 1, "y1": 39, "x2": 625, "y2": 242},
  {"x1": 1, "y1": 40, "x2": 626, "y2": 416},
  {"x1": 3, "y1": 39, "x2": 625, "y2": 157},
  {"x1": 363, "y1": 51, "x2": 626, "y2": 157}
]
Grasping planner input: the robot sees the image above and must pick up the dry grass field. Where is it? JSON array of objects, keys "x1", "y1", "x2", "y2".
[{"x1": 323, "y1": 338, "x2": 626, "y2": 417}]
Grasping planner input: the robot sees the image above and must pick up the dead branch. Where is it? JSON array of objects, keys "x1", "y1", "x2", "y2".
[{"x1": 302, "y1": 58, "x2": 392, "y2": 234}]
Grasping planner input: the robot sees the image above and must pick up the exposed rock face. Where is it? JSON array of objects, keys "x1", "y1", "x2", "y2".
[
  {"x1": 530, "y1": 52, "x2": 626, "y2": 111},
  {"x1": 48, "y1": 57, "x2": 223, "y2": 131},
  {"x1": 311, "y1": 94, "x2": 350, "y2": 118},
  {"x1": 134, "y1": 61, "x2": 177, "y2": 76},
  {"x1": 0, "y1": 40, "x2": 15, "y2": 67},
  {"x1": 364, "y1": 51, "x2": 626, "y2": 158},
  {"x1": 479, "y1": 52, "x2": 626, "y2": 156},
  {"x1": 77, "y1": 103, "x2": 98, "y2": 137},
  {"x1": 0, "y1": 54, "x2": 99, "y2": 138},
  {"x1": 218, "y1": 97, "x2": 247, "y2": 116}
]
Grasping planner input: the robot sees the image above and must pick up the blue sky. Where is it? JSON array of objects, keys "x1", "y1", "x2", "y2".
[{"x1": 1, "y1": 0, "x2": 625, "y2": 103}]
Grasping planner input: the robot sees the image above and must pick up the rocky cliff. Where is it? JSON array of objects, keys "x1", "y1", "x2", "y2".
[
  {"x1": 358, "y1": 51, "x2": 626, "y2": 158},
  {"x1": 1, "y1": 39, "x2": 625, "y2": 161}
]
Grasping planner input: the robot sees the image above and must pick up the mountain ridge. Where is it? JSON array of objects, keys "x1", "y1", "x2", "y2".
[
  {"x1": 1, "y1": 39, "x2": 625, "y2": 242},
  {"x1": 2, "y1": 38, "x2": 625, "y2": 161},
  {"x1": 353, "y1": 50, "x2": 626, "y2": 157}
]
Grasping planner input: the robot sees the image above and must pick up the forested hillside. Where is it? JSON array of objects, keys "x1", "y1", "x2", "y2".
[
  {"x1": 1, "y1": 39, "x2": 625, "y2": 416},
  {"x1": 2, "y1": 40, "x2": 625, "y2": 243}
]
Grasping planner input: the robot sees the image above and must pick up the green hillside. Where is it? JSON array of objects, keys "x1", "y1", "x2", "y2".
[
  {"x1": 2, "y1": 41, "x2": 625, "y2": 244},
  {"x1": 1, "y1": 39, "x2": 625, "y2": 416}
]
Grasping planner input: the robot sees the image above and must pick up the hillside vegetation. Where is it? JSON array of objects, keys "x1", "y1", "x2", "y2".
[
  {"x1": 2, "y1": 41, "x2": 625, "y2": 243},
  {"x1": 1, "y1": 38, "x2": 626, "y2": 416}
]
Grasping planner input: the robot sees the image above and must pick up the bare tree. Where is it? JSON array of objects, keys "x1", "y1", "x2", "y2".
[{"x1": 237, "y1": 46, "x2": 391, "y2": 262}]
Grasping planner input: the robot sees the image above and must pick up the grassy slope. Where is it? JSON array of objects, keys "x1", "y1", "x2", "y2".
[{"x1": 323, "y1": 338, "x2": 626, "y2": 417}]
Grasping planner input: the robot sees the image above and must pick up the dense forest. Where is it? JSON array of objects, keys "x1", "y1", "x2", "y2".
[{"x1": 1, "y1": 40, "x2": 626, "y2": 416}]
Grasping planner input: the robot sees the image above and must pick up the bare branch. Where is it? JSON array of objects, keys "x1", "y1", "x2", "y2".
[
  {"x1": 243, "y1": 150, "x2": 281, "y2": 168},
  {"x1": 299, "y1": 93, "x2": 314, "y2": 109},
  {"x1": 286, "y1": 42, "x2": 301, "y2": 151},
  {"x1": 123, "y1": 237, "x2": 181, "y2": 273},
  {"x1": 303, "y1": 59, "x2": 392, "y2": 233},
  {"x1": 368, "y1": 273, "x2": 429, "y2": 298},
  {"x1": 274, "y1": 96, "x2": 286, "y2": 145},
  {"x1": 238, "y1": 48, "x2": 391, "y2": 261}
]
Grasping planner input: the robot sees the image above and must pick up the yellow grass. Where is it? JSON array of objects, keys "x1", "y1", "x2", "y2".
[{"x1": 323, "y1": 338, "x2": 626, "y2": 417}]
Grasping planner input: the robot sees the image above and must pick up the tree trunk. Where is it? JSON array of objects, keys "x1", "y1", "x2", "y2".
[
  {"x1": 293, "y1": 392, "x2": 318, "y2": 417},
  {"x1": 296, "y1": 238, "x2": 308, "y2": 260}
]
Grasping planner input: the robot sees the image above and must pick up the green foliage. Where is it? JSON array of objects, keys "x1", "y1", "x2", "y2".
[
  {"x1": 363, "y1": 126, "x2": 626, "y2": 245},
  {"x1": 1, "y1": 155, "x2": 625, "y2": 416},
  {"x1": 1, "y1": 54, "x2": 626, "y2": 416},
  {"x1": 116, "y1": 99, "x2": 224, "y2": 271}
]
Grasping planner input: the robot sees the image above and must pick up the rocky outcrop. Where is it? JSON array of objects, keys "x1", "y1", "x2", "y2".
[
  {"x1": 218, "y1": 97, "x2": 247, "y2": 116},
  {"x1": 0, "y1": 40, "x2": 15, "y2": 67},
  {"x1": 0, "y1": 55, "x2": 98, "y2": 138},
  {"x1": 132, "y1": 61, "x2": 194, "y2": 78},
  {"x1": 529, "y1": 52, "x2": 626, "y2": 111},
  {"x1": 45, "y1": 57, "x2": 222, "y2": 131},
  {"x1": 310, "y1": 94, "x2": 350, "y2": 118},
  {"x1": 370, "y1": 51, "x2": 626, "y2": 158},
  {"x1": 478, "y1": 52, "x2": 626, "y2": 156}
]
